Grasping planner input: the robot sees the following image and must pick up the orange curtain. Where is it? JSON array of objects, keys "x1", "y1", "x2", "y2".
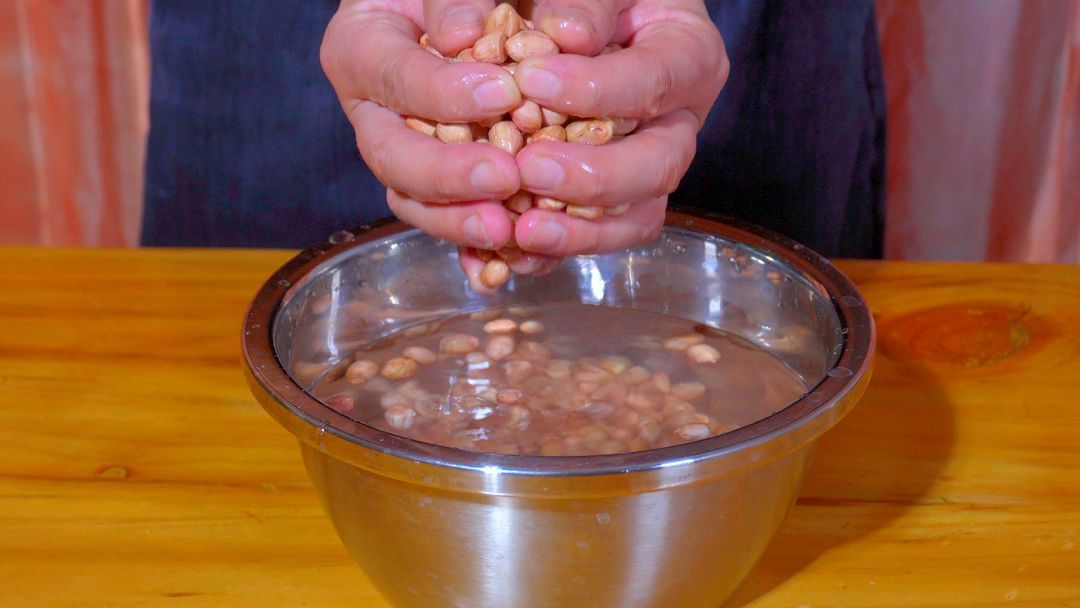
[
  {"x1": 878, "y1": 0, "x2": 1079, "y2": 263},
  {"x1": 0, "y1": 0, "x2": 148, "y2": 246}
]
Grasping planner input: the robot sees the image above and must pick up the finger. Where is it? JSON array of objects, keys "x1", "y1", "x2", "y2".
[
  {"x1": 458, "y1": 247, "x2": 498, "y2": 295},
  {"x1": 507, "y1": 251, "x2": 561, "y2": 275},
  {"x1": 388, "y1": 190, "x2": 514, "y2": 251},
  {"x1": 517, "y1": 110, "x2": 697, "y2": 207},
  {"x1": 322, "y1": 7, "x2": 520, "y2": 121},
  {"x1": 351, "y1": 101, "x2": 520, "y2": 202},
  {"x1": 424, "y1": 0, "x2": 496, "y2": 55},
  {"x1": 514, "y1": 12, "x2": 727, "y2": 120},
  {"x1": 514, "y1": 197, "x2": 667, "y2": 257},
  {"x1": 531, "y1": 0, "x2": 622, "y2": 56}
]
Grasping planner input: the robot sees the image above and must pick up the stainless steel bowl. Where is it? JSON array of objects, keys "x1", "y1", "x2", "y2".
[{"x1": 242, "y1": 209, "x2": 874, "y2": 608}]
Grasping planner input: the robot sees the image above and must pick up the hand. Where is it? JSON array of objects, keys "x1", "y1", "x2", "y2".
[
  {"x1": 511, "y1": 0, "x2": 729, "y2": 257},
  {"x1": 320, "y1": 0, "x2": 525, "y2": 256}
]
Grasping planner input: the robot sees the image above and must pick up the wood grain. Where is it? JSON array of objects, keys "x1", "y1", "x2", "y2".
[{"x1": 1, "y1": 249, "x2": 1077, "y2": 607}]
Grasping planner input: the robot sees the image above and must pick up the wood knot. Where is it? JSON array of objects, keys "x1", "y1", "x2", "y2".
[{"x1": 879, "y1": 303, "x2": 1050, "y2": 369}]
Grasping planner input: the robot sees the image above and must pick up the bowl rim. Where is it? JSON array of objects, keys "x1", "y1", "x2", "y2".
[{"x1": 241, "y1": 208, "x2": 875, "y2": 486}]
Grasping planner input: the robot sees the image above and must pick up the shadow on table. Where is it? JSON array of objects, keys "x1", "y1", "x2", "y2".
[{"x1": 723, "y1": 339, "x2": 956, "y2": 606}]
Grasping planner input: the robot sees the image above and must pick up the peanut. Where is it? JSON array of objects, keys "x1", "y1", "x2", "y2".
[
  {"x1": 485, "y1": 3, "x2": 525, "y2": 38},
  {"x1": 488, "y1": 121, "x2": 524, "y2": 156},
  {"x1": 566, "y1": 119, "x2": 614, "y2": 145},
  {"x1": 403, "y1": 346, "x2": 438, "y2": 364},
  {"x1": 405, "y1": 116, "x2": 437, "y2": 137},
  {"x1": 528, "y1": 125, "x2": 566, "y2": 144},
  {"x1": 472, "y1": 32, "x2": 508, "y2": 63},
  {"x1": 381, "y1": 357, "x2": 419, "y2": 380},
  {"x1": 345, "y1": 359, "x2": 379, "y2": 384},
  {"x1": 504, "y1": 191, "x2": 533, "y2": 214},
  {"x1": 535, "y1": 196, "x2": 567, "y2": 211},
  {"x1": 480, "y1": 258, "x2": 511, "y2": 288},
  {"x1": 541, "y1": 107, "x2": 568, "y2": 126},
  {"x1": 663, "y1": 334, "x2": 705, "y2": 351},
  {"x1": 436, "y1": 123, "x2": 473, "y2": 144},
  {"x1": 519, "y1": 319, "x2": 544, "y2": 334},
  {"x1": 483, "y1": 318, "x2": 518, "y2": 334},
  {"x1": 439, "y1": 333, "x2": 480, "y2": 354},
  {"x1": 486, "y1": 335, "x2": 516, "y2": 360},
  {"x1": 506, "y1": 30, "x2": 560, "y2": 62},
  {"x1": 511, "y1": 100, "x2": 543, "y2": 134},
  {"x1": 566, "y1": 205, "x2": 606, "y2": 220},
  {"x1": 686, "y1": 343, "x2": 721, "y2": 364},
  {"x1": 385, "y1": 404, "x2": 417, "y2": 430}
]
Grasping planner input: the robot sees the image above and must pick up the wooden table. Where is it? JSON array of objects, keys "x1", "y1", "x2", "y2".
[{"x1": 1, "y1": 248, "x2": 1077, "y2": 607}]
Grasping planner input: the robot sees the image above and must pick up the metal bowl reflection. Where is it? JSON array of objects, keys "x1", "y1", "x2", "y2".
[{"x1": 241, "y1": 209, "x2": 874, "y2": 608}]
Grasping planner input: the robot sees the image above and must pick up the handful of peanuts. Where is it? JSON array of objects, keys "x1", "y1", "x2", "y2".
[{"x1": 403, "y1": 3, "x2": 639, "y2": 290}]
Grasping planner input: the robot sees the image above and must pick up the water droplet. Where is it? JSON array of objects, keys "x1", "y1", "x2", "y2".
[
  {"x1": 827, "y1": 367, "x2": 853, "y2": 378},
  {"x1": 277, "y1": 278, "x2": 291, "y2": 287},
  {"x1": 329, "y1": 230, "x2": 355, "y2": 244},
  {"x1": 595, "y1": 513, "x2": 611, "y2": 524},
  {"x1": 794, "y1": 243, "x2": 805, "y2": 251}
]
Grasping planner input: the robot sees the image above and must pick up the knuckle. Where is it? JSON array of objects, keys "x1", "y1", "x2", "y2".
[{"x1": 656, "y1": 144, "x2": 691, "y2": 196}]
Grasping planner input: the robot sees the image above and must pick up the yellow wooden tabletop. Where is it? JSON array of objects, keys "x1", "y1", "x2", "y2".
[{"x1": 1, "y1": 247, "x2": 1077, "y2": 607}]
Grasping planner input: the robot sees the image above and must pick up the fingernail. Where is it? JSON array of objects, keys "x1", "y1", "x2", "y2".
[
  {"x1": 522, "y1": 220, "x2": 567, "y2": 251},
  {"x1": 439, "y1": 5, "x2": 483, "y2": 34},
  {"x1": 517, "y1": 65, "x2": 561, "y2": 102},
  {"x1": 522, "y1": 155, "x2": 565, "y2": 190},
  {"x1": 473, "y1": 78, "x2": 518, "y2": 112},
  {"x1": 462, "y1": 215, "x2": 493, "y2": 248},
  {"x1": 470, "y1": 160, "x2": 509, "y2": 194}
]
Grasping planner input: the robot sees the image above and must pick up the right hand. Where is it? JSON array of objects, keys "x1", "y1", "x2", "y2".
[{"x1": 323, "y1": 0, "x2": 553, "y2": 282}]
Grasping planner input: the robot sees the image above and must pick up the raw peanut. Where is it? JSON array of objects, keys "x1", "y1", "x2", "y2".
[
  {"x1": 293, "y1": 360, "x2": 330, "y2": 384},
  {"x1": 398, "y1": 380, "x2": 428, "y2": 400},
  {"x1": 504, "y1": 191, "x2": 534, "y2": 214},
  {"x1": 626, "y1": 391, "x2": 656, "y2": 412},
  {"x1": 541, "y1": 107, "x2": 568, "y2": 126},
  {"x1": 325, "y1": 393, "x2": 356, "y2": 413},
  {"x1": 511, "y1": 100, "x2": 543, "y2": 134},
  {"x1": 673, "y1": 423, "x2": 711, "y2": 441},
  {"x1": 519, "y1": 319, "x2": 544, "y2": 334},
  {"x1": 481, "y1": 258, "x2": 512, "y2": 288},
  {"x1": 380, "y1": 391, "x2": 411, "y2": 410},
  {"x1": 506, "y1": 30, "x2": 560, "y2": 62},
  {"x1": 544, "y1": 359, "x2": 571, "y2": 379},
  {"x1": 686, "y1": 343, "x2": 721, "y2": 364},
  {"x1": 535, "y1": 196, "x2": 567, "y2": 211},
  {"x1": 470, "y1": 309, "x2": 502, "y2": 321},
  {"x1": 638, "y1": 420, "x2": 662, "y2": 443},
  {"x1": 478, "y1": 387, "x2": 499, "y2": 402},
  {"x1": 385, "y1": 404, "x2": 417, "y2": 430},
  {"x1": 621, "y1": 365, "x2": 651, "y2": 385},
  {"x1": 609, "y1": 117, "x2": 639, "y2": 135},
  {"x1": 405, "y1": 116, "x2": 437, "y2": 137},
  {"x1": 465, "y1": 351, "x2": 490, "y2": 367},
  {"x1": 485, "y1": 2, "x2": 525, "y2": 37},
  {"x1": 477, "y1": 113, "x2": 506, "y2": 128},
  {"x1": 507, "y1": 305, "x2": 540, "y2": 317},
  {"x1": 505, "y1": 404, "x2": 531, "y2": 429},
  {"x1": 517, "y1": 340, "x2": 552, "y2": 361},
  {"x1": 496, "y1": 247, "x2": 524, "y2": 262},
  {"x1": 497, "y1": 388, "x2": 524, "y2": 404},
  {"x1": 528, "y1": 125, "x2": 566, "y2": 144},
  {"x1": 419, "y1": 34, "x2": 443, "y2": 58},
  {"x1": 484, "y1": 318, "x2": 518, "y2": 334},
  {"x1": 472, "y1": 32, "x2": 508, "y2": 63},
  {"x1": 582, "y1": 400, "x2": 616, "y2": 419},
  {"x1": 345, "y1": 359, "x2": 379, "y2": 384},
  {"x1": 539, "y1": 438, "x2": 566, "y2": 456},
  {"x1": 566, "y1": 119, "x2": 614, "y2": 145},
  {"x1": 440, "y1": 333, "x2": 480, "y2": 354},
  {"x1": 436, "y1": 123, "x2": 473, "y2": 144},
  {"x1": 671, "y1": 381, "x2": 707, "y2": 401},
  {"x1": 381, "y1": 356, "x2": 419, "y2": 380},
  {"x1": 566, "y1": 205, "x2": 606, "y2": 220},
  {"x1": 652, "y1": 372, "x2": 672, "y2": 393},
  {"x1": 403, "y1": 346, "x2": 438, "y2": 364},
  {"x1": 474, "y1": 247, "x2": 496, "y2": 262},
  {"x1": 662, "y1": 333, "x2": 705, "y2": 351},
  {"x1": 486, "y1": 335, "x2": 516, "y2": 360},
  {"x1": 606, "y1": 203, "x2": 631, "y2": 216},
  {"x1": 503, "y1": 360, "x2": 534, "y2": 385},
  {"x1": 455, "y1": 47, "x2": 475, "y2": 62},
  {"x1": 600, "y1": 356, "x2": 631, "y2": 375},
  {"x1": 488, "y1": 121, "x2": 524, "y2": 156}
]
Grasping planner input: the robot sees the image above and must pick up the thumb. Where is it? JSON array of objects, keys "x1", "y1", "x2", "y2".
[
  {"x1": 424, "y1": 0, "x2": 496, "y2": 55},
  {"x1": 531, "y1": 0, "x2": 621, "y2": 56}
]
